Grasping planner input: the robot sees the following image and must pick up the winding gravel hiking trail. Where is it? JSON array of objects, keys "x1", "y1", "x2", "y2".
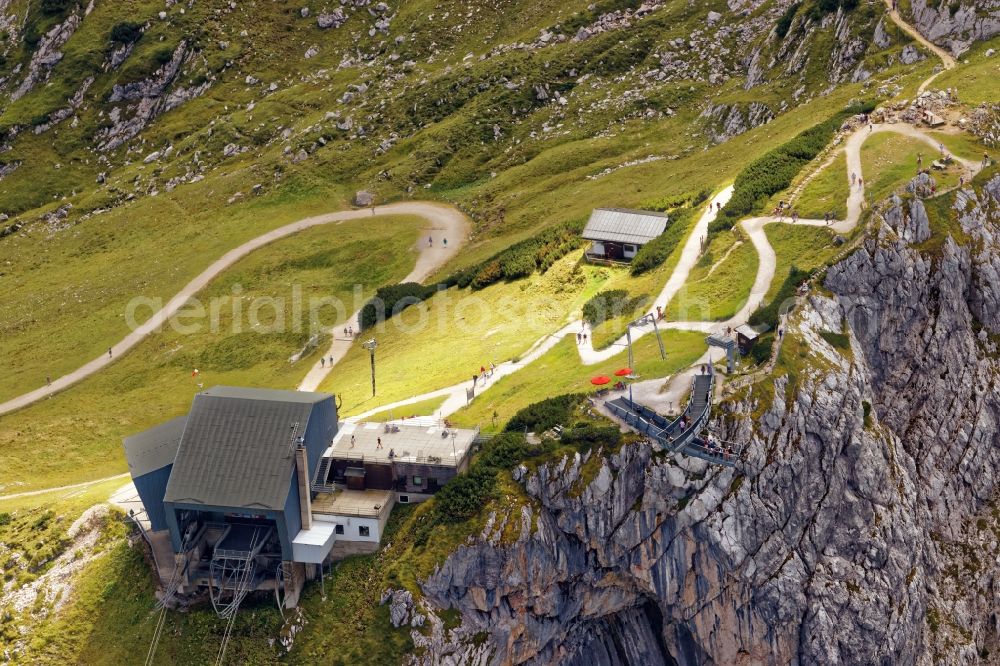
[
  {"x1": 0, "y1": 202, "x2": 469, "y2": 417},
  {"x1": 882, "y1": 0, "x2": 957, "y2": 94},
  {"x1": 346, "y1": 118, "x2": 984, "y2": 423},
  {"x1": 297, "y1": 204, "x2": 469, "y2": 392},
  {"x1": 0, "y1": 473, "x2": 130, "y2": 503},
  {"x1": 7, "y1": 13, "x2": 974, "y2": 496}
]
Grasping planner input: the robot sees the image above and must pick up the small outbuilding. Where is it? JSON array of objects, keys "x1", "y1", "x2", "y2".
[
  {"x1": 582, "y1": 208, "x2": 669, "y2": 263},
  {"x1": 735, "y1": 324, "x2": 761, "y2": 355}
]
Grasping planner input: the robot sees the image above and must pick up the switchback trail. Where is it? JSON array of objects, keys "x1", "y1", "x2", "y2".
[
  {"x1": 350, "y1": 120, "x2": 983, "y2": 423},
  {"x1": 0, "y1": 202, "x2": 469, "y2": 417}
]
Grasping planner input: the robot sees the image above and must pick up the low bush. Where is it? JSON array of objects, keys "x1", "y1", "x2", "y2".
[
  {"x1": 110, "y1": 21, "x2": 142, "y2": 44},
  {"x1": 434, "y1": 433, "x2": 529, "y2": 523},
  {"x1": 359, "y1": 282, "x2": 438, "y2": 330},
  {"x1": 748, "y1": 266, "x2": 809, "y2": 329},
  {"x1": 559, "y1": 423, "x2": 622, "y2": 448},
  {"x1": 630, "y1": 207, "x2": 694, "y2": 275},
  {"x1": 505, "y1": 394, "x2": 585, "y2": 433},
  {"x1": 582, "y1": 289, "x2": 646, "y2": 326},
  {"x1": 748, "y1": 333, "x2": 774, "y2": 366},
  {"x1": 40, "y1": 0, "x2": 73, "y2": 15},
  {"x1": 452, "y1": 222, "x2": 583, "y2": 290},
  {"x1": 776, "y1": 3, "x2": 800, "y2": 38}
]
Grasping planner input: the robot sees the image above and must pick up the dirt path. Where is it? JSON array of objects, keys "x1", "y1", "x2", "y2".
[
  {"x1": 297, "y1": 203, "x2": 470, "y2": 392},
  {"x1": 0, "y1": 202, "x2": 470, "y2": 416},
  {"x1": 881, "y1": 0, "x2": 957, "y2": 94},
  {"x1": 352, "y1": 118, "x2": 984, "y2": 421},
  {"x1": 0, "y1": 473, "x2": 130, "y2": 502}
]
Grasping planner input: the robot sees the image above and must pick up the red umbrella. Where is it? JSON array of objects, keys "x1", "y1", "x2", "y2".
[
  {"x1": 614, "y1": 368, "x2": 632, "y2": 377},
  {"x1": 590, "y1": 375, "x2": 611, "y2": 385}
]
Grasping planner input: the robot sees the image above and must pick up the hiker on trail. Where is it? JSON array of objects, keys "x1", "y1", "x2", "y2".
[
  {"x1": 851, "y1": 172, "x2": 856, "y2": 186},
  {"x1": 442, "y1": 238, "x2": 448, "y2": 247},
  {"x1": 350, "y1": 434, "x2": 356, "y2": 448},
  {"x1": 428, "y1": 236, "x2": 433, "y2": 247},
  {"x1": 480, "y1": 365, "x2": 486, "y2": 376},
  {"x1": 472, "y1": 373, "x2": 478, "y2": 387},
  {"x1": 321, "y1": 357, "x2": 325, "y2": 368},
  {"x1": 344, "y1": 326, "x2": 348, "y2": 337},
  {"x1": 985, "y1": 152, "x2": 991, "y2": 168},
  {"x1": 348, "y1": 325, "x2": 354, "y2": 337},
  {"x1": 939, "y1": 142, "x2": 945, "y2": 156},
  {"x1": 869, "y1": 123, "x2": 874, "y2": 133},
  {"x1": 46, "y1": 375, "x2": 51, "y2": 387},
  {"x1": 583, "y1": 333, "x2": 588, "y2": 343},
  {"x1": 716, "y1": 202, "x2": 721, "y2": 211},
  {"x1": 791, "y1": 210, "x2": 798, "y2": 224},
  {"x1": 778, "y1": 327, "x2": 784, "y2": 340},
  {"x1": 329, "y1": 355, "x2": 334, "y2": 365},
  {"x1": 917, "y1": 152, "x2": 923, "y2": 170},
  {"x1": 108, "y1": 347, "x2": 113, "y2": 358},
  {"x1": 377, "y1": 437, "x2": 383, "y2": 449},
  {"x1": 490, "y1": 361, "x2": 496, "y2": 374},
  {"x1": 858, "y1": 177, "x2": 863, "y2": 189},
  {"x1": 371, "y1": 205, "x2": 376, "y2": 216},
  {"x1": 577, "y1": 332, "x2": 582, "y2": 344}
]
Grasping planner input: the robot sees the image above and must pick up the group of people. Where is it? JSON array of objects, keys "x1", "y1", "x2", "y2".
[
  {"x1": 773, "y1": 201, "x2": 798, "y2": 223},
  {"x1": 472, "y1": 362, "x2": 497, "y2": 387},
  {"x1": 427, "y1": 236, "x2": 448, "y2": 248},
  {"x1": 576, "y1": 331, "x2": 589, "y2": 344},
  {"x1": 702, "y1": 436, "x2": 735, "y2": 459}
]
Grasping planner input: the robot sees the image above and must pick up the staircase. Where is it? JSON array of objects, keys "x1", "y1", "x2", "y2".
[{"x1": 312, "y1": 457, "x2": 334, "y2": 493}]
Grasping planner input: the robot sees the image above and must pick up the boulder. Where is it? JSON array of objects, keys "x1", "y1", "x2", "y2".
[{"x1": 354, "y1": 191, "x2": 374, "y2": 206}]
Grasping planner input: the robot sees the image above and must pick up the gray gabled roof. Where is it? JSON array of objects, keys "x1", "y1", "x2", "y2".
[
  {"x1": 124, "y1": 416, "x2": 188, "y2": 478},
  {"x1": 582, "y1": 208, "x2": 669, "y2": 245},
  {"x1": 163, "y1": 386, "x2": 329, "y2": 511}
]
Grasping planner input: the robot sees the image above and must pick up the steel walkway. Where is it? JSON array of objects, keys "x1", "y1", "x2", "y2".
[{"x1": 605, "y1": 371, "x2": 736, "y2": 467}]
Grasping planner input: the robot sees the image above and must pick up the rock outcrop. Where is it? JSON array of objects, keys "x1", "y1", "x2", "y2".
[
  {"x1": 414, "y1": 175, "x2": 1000, "y2": 664},
  {"x1": 95, "y1": 41, "x2": 210, "y2": 151},
  {"x1": 904, "y1": 0, "x2": 1000, "y2": 56}
]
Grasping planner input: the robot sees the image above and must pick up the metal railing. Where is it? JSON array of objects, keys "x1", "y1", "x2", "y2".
[{"x1": 606, "y1": 373, "x2": 716, "y2": 456}]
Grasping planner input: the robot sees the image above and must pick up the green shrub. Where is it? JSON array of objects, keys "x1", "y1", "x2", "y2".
[
  {"x1": 559, "y1": 423, "x2": 621, "y2": 448},
  {"x1": 505, "y1": 394, "x2": 585, "y2": 433},
  {"x1": 359, "y1": 282, "x2": 438, "y2": 330},
  {"x1": 0, "y1": 513, "x2": 11, "y2": 527},
  {"x1": 434, "y1": 433, "x2": 529, "y2": 523},
  {"x1": 41, "y1": 0, "x2": 74, "y2": 15},
  {"x1": 776, "y1": 3, "x2": 800, "y2": 38},
  {"x1": 748, "y1": 266, "x2": 809, "y2": 329},
  {"x1": 748, "y1": 333, "x2": 774, "y2": 366},
  {"x1": 110, "y1": 21, "x2": 142, "y2": 44},
  {"x1": 454, "y1": 222, "x2": 583, "y2": 291},
  {"x1": 582, "y1": 289, "x2": 646, "y2": 326},
  {"x1": 630, "y1": 207, "x2": 694, "y2": 275},
  {"x1": 153, "y1": 47, "x2": 174, "y2": 65}
]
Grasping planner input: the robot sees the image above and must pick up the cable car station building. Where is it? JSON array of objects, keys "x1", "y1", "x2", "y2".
[{"x1": 123, "y1": 387, "x2": 478, "y2": 610}]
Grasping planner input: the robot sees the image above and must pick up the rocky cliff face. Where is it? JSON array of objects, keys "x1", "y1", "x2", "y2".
[
  {"x1": 904, "y1": 0, "x2": 1000, "y2": 56},
  {"x1": 409, "y1": 176, "x2": 1000, "y2": 665}
]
